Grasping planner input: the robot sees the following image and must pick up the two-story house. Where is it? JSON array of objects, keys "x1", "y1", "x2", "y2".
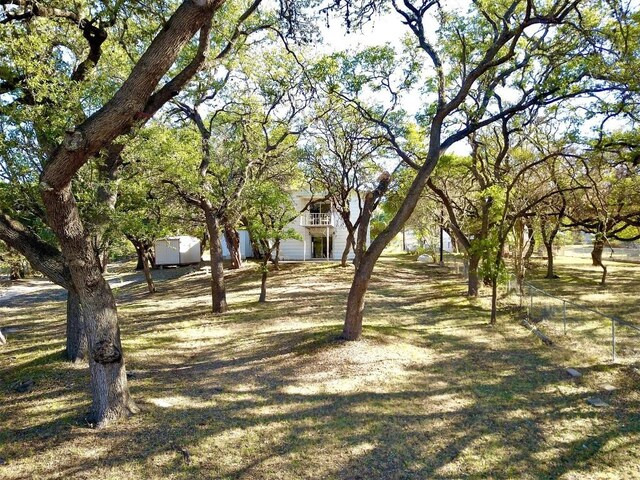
[{"x1": 273, "y1": 191, "x2": 370, "y2": 261}]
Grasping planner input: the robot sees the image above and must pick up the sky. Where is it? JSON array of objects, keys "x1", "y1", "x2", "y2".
[{"x1": 315, "y1": 3, "x2": 474, "y2": 156}]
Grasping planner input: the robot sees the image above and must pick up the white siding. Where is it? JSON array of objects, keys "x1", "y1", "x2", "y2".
[
  {"x1": 277, "y1": 191, "x2": 368, "y2": 261},
  {"x1": 155, "y1": 236, "x2": 201, "y2": 265},
  {"x1": 220, "y1": 230, "x2": 252, "y2": 260}
]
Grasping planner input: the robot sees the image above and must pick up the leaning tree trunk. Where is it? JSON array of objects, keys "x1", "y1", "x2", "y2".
[
  {"x1": 343, "y1": 173, "x2": 392, "y2": 340},
  {"x1": 524, "y1": 221, "x2": 535, "y2": 264},
  {"x1": 344, "y1": 255, "x2": 377, "y2": 340},
  {"x1": 42, "y1": 184, "x2": 137, "y2": 427},
  {"x1": 0, "y1": 329, "x2": 6, "y2": 345},
  {"x1": 354, "y1": 187, "x2": 381, "y2": 270},
  {"x1": 223, "y1": 223, "x2": 242, "y2": 270},
  {"x1": 0, "y1": 212, "x2": 87, "y2": 361},
  {"x1": 591, "y1": 238, "x2": 607, "y2": 286},
  {"x1": 467, "y1": 253, "x2": 481, "y2": 297},
  {"x1": 205, "y1": 211, "x2": 227, "y2": 313},
  {"x1": 66, "y1": 289, "x2": 88, "y2": 363},
  {"x1": 141, "y1": 251, "x2": 156, "y2": 294}
]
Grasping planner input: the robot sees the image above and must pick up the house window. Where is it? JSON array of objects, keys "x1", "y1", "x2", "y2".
[
  {"x1": 308, "y1": 201, "x2": 332, "y2": 226},
  {"x1": 311, "y1": 235, "x2": 332, "y2": 258},
  {"x1": 310, "y1": 201, "x2": 331, "y2": 214}
]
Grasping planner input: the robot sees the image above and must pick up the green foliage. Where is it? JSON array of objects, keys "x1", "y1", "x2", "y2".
[{"x1": 245, "y1": 182, "x2": 301, "y2": 247}]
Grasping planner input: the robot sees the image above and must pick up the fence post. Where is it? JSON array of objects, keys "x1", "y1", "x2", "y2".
[
  {"x1": 611, "y1": 318, "x2": 616, "y2": 363},
  {"x1": 563, "y1": 301, "x2": 567, "y2": 335}
]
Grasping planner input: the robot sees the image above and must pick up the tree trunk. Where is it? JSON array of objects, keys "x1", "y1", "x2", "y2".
[
  {"x1": 66, "y1": 289, "x2": 87, "y2": 363},
  {"x1": 524, "y1": 221, "x2": 535, "y2": 263},
  {"x1": 591, "y1": 238, "x2": 607, "y2": 286},
  {"x1": 273, "y1": 240, "x2": 281, "y2": 271},
  {"x1": 354, "y1": 187, "x2": 381, "y2": 270},
  {"x1": 141, "y1": 251, "x2": 156, "y2": 294},
  {"x1": 135, "y1": 245, "x2": 145, "y2": 271},
  {"x1": 343, "y1": 257, "x2": 375, "y2": 340},
  {"x1": 259, "y1": 256, "x2": 269, "y2": 303},
  {"x1": 490, "y1": 279, "x2": 498, "y2": 325},
  {"x1": 545, "y1": 240, "x2": 557, "y2": 279},
  {"x1": 468, "y1": 254, "x2": 480, "y2": 297},
  {"x1": 42, "y1": 184, "x2": 137, "y2": 427},
  {"x1": 341, "y1": 230, "x2": 355, "y2": 267},
  {"x1": 343, "y1": 172, "x2": 392, "y2": 340},
  {"x1": 200, "y1": 229, "x2": 209, "y2": 256},
  {"x1": 205, "y1": 211, "x2": 227, "y2": 313},
  {"x1": 541, "y1": 217, "x2": 560, "y2": 279},
  {"x1": 223, "y1": 223, "x2": 242, "y2": 269},
  {"x1": 0, "y1": 329, "x2": 6, "y2": 345},
  {"x1": 245, "y1": 223, "x2": 263, "y2": 259}
]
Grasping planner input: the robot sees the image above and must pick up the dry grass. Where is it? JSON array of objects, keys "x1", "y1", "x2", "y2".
[
  {"x1": 515, "y1": 255, "x2": 640, "y2": 365},
  {"x1": 1, "y1": 254, "x2": 639, "y2": 479}
]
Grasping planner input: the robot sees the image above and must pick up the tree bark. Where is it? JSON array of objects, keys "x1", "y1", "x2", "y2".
[
  {"x1": 341, "y1": 230, "x2": 355, "y2": 267},
  {"x1": 343, "y1": 260, "x2": 374, "y2": 340},
  {"x1": 66, "y1": 289, "x2": 87, "y2": 363},
  {"x1": 541, "y1": 216, "x2": 560, "y2": 279},
  {"x1": 141, "y1": 251, "x2": 156, "y2": 294},
  {"x1": 205, "y1": 210, "x2": 227, "y2": 313},
  {"x1": 41, "y1": 184, "x2": 138, "y2": 427},
  {"x1": 343, "y1": 172, "x2": 392, "y2": 340},
  {"x1": 223, "y1": 223, "x2": 242, "y2": 269},
  {"x1": 468, "y1": 253, "x2": 480, "y2": 297},
  {"x1": 259, "y1": 255, "x2": 269, "y2": 303},
  {"x1": 93, "y1": 144, "x2": 124, "y2": 273},
  {"x1": 545, "y1": 240, "x2": 557, "y2": 279},
  {"x1": 273, "y1": 239, "x2": 281, "y2": 271},
  {"x1": 524, "y1": 220, "x2": 535, "y2": 263},
  {"x1": 591, "y1": 237, "x2": 607, "y2": 286}
]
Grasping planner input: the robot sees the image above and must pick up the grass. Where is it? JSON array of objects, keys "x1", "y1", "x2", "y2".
[
  {"x1": 511, "y1": 255, "x2": 640, "y2": 365},
  {"x1": 1, "y1": 253, "x2": 639, "y2": 479}
]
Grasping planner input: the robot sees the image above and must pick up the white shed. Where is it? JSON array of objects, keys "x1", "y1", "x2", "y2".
[
  {"x1": 220, "y1": 230, "x2": 253, "y2": 259},
  {"x1": 154, "y1": 236, "x2": 201, "y2": 266}
]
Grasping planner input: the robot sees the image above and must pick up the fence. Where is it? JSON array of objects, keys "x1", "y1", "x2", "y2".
[
  {"x1": 504, "y1": 278, "x2": 640, "y2": 363},
  {"x1": 432, "y1": 254, "x2": 639, "y2": 363}
]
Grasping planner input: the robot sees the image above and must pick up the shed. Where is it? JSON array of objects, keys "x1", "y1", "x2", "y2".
[
  {"x1": 154, "y1": 236, "x2": 201, "y2": 266},
  {"x1": 221, "y1": 230, "x2": 253, "y2": 259}
]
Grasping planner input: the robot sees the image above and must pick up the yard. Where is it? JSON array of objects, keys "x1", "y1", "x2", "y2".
[{"x1": 1, "y1": 254, "x2": 639, "y2": 479}]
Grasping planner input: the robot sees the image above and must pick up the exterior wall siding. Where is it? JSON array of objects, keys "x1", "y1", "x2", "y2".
[{"x1": 278, "y1": 192, "x2": 365, "y2": 261}]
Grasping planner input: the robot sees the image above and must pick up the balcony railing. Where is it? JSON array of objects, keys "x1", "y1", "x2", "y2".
[{"x1": 300, "y1": 212, "x2": 335, "y2": 227}]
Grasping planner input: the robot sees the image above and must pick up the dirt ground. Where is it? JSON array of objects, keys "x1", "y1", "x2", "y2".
[{"x1": 1, "y1": 255, "x2": 639, "y2": 479}]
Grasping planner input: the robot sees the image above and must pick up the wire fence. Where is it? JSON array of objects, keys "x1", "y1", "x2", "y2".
[
  {"x1": 436, "y1": 255, "x2": 639, "y2": 363},
  {"x1": 504, "y1": 278, "x2": 640, "y2": 363}
]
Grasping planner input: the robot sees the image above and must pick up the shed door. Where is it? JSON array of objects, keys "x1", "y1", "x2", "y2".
[{"x1": 156, "y1": 239, "x2": 180, "y2": 265}]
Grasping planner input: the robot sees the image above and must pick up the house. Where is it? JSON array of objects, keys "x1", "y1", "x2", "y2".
[
  {"x1": 277, "y1": 191, "x2": 370, "y2": 261},
  {"x1": 218, "y1": 191, "x2": 370, "y2": 262}
]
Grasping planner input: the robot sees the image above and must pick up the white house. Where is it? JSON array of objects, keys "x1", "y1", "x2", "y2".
[{"x1": 277, "y1": 192, "x2": 369, "y2": 261}]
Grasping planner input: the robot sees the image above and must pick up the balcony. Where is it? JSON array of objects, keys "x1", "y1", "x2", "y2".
[{"x1": 300, "y1": 212, "x2": 335, "y2": 227}]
